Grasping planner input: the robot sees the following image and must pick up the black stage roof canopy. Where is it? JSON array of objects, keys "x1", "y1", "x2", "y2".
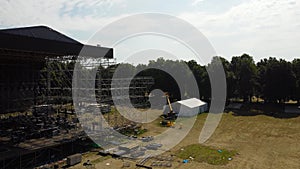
[{"x1": 0, "y1": 25, "x2": 113, "y2": 59}]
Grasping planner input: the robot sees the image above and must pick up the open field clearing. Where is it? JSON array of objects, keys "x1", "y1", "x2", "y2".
[{"x1": 69, "y1": 111, "x2": 300, "y2": 169}]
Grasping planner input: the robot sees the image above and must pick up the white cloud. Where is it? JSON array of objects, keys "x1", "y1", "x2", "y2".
[
  {"x1": 179, "y1": 0, "x2": 300, "y2": 61},
  {"x1": 0, "y1": 0, "x2": 125, "y2": 35},
  {"x1": 0, "y1": 0, "x2": 299, "y2": 62},
  {"x1": 191, "y1": 0, "x2": 205, "y2": 6}
]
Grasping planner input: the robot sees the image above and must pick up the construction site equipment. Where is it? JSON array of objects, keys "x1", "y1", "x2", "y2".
[
  {"x1": 165, "y1": 94, "x2": 176, "y2": 119},
  {"x1": 151, "y1": 161, "x2": 172, "y2": 167},
  {"x1": 122, "y1": 161, "x2": 131, "y2": 167},
  {"x1": 136, "y1": 164, "x2": 152, "y2": 169},
  {"x1": 130, "y1": 151, "x2": 145, "y2": 158},
  {"x1": 98, "y1": 150, "x2": 110, "y2": 156},
  {"x1": 113, "y1": 150, "x2": 128, "y2": 157},
  {"x1": 161, "y1": 93, "x2": 175, "y2": 127},
  {"x1": 67, "y1": 153, "x2": 82, "y2": 166},
  {"x1": 119, "y1": 143, "x2": 139, "y2": 152},
  {"x1": 145, "y1": 143, "x2": 163, "y2": 150},
  {"x1": 160, "y1": 120, "x2": 174, "y2": 127},
  {"x1": 141, "y1": 136, "x2": 154, "y2": 142}
]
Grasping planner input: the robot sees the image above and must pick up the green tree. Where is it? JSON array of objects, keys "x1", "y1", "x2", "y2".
[
  {"x1": 258, "y1": 58, "x2": 296, "y2": 103},
  {"x1": 292, "y1": 59, "x2": 300, "y2": 103},
  {"x1": 230, "y1": 54, "x2": 258, "y2": 102},
  {"x1": 186, "y1": 60, "x2": 209, "y2": 100},
  {"x1": 216, "y1": 57, "x2": 236, "y2": 101}
]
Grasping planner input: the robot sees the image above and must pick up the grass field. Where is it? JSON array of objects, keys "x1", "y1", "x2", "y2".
[
  {"x1": 174, "y1": 112, "x2": 300, "y2": 169},
  {"x1": 69, "y1": 109, "x2": 300, "y2": 169},
  {"x1": 176, "y1": 144, "x2": 237, "y2": 165}
]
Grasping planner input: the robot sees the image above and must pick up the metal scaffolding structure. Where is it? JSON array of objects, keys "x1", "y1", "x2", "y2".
[
  {"x1": 0, "y1": 48, "x2": 46, "y2": 113},
  {"x1": 42, "y1": 56, "x2": 154, "y2": 108},
  {"x1": 0, "y1": 26, "x2": 114, "y2": 169},
  {"x1": 0, "y1": 26, "x2": 155, "y2": 168},
  {"x1": 97, "y1": 77, "x2": 154, "y2": 107}
]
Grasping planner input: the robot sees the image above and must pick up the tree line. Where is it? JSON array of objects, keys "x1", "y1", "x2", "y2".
[
  {"x1": 43, "y1": 54, "x2": 300, "y2": 104},
  {"x1": 113, "y1": 54, "x2": 300, "y2": 104},
  {"x1": 215, "y1": 54, "x2": 300, "y2": 103}
]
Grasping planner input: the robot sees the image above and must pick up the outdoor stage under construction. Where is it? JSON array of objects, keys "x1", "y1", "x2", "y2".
[{"x1": 0, "y1": 26, "x2": 153, "y2": 168}]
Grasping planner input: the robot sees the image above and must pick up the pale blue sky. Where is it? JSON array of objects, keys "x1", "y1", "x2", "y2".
[{"x1": 0, "y1": 0, "x2": 299, "y2": 64}]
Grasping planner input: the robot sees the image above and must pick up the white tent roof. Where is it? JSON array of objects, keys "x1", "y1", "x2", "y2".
[{"x1": 177, "y1": 98, "x2": 207, "y2": 108}]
